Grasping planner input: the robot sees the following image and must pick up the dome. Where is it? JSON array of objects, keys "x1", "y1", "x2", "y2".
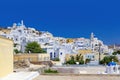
[
  {"x1": 108, "y1": 61, "x2": 117, "y2": 66},
  {"x1": 17, "y1": 23, "x2": 21, "y2": 26}
]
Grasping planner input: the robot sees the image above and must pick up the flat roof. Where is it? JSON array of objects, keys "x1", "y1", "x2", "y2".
[{"x1": 0, "y1": 36, "x2": 13, "y2": 42}]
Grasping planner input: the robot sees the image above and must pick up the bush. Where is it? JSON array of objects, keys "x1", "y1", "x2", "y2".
[
  {"x1": 100, "y1": 56, "x2": 118, "y2": 65},
  {"x1": 66, "y1": 60, "x2": 76, "y2": 64},
  {"x1": 66, "y1": 54, "x2": 85, "y2": 65},
  {"x1": 44, "y1": 68, "x2": 58, "y2": 73},
  {"x1": 52, "y1": 58, "x2": 60, "y2": 61},
  {"x1": 100, "y1": 60, "x2": 104, "y2": 64},
  {"x1": 14, "y1": 43, "x2": 18, "y2": 47},
  {"x1": 14, "y1": 49, "x2": 21, "y2": 54},
  {"x1": 79, "y1": 60, "x2": 84, "y2": 64},
  {"x1": 112, "y1": 50, "x2": 120, "y2": 55},
  {"x1": 85, "y1": 59, "x2": 91, "y2": 64},
  {"x1": 66, "y1": 56, "x2": 76, "y2": 64}
]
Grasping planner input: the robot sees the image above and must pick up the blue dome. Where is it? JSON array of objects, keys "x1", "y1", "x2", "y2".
[
  {"x1": 108, "y1": 61, "x2": 117, "y2": 66},
  {"x1": 17, "y1": 23, "x2": 21, "y2": 26}
]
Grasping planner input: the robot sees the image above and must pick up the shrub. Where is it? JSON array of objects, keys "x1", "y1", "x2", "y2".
[
  {"x1": 100, "y1": 55, "x2": 118, "y2": 65},
  {"x1": 112, "y1": 50, "x2": 120, "y2": 55},
  {"x1": 44, "y1": 68, "x2": 58, "y2": 73},
  {"x1": 14, "y1": 49, "x2": 21, "y2": 54},
  {"x1": 52, "y1": 58, "x2": 60, "y2": 61},
  {"x1": 66, "y1": 56, "x2": 76, "y2": 64},
  {"x1": 85, "y1": 59, "x2": 91, "y2": 64},
  {"x1": 79, "y1": 60, "x2": 84, "y2": 64},
  {"x1": 14, "y1": 43, "x2": 18, "y2": 47},
  {"x1": 66, "y1": 54, "x2": 84, "y2": 65},
  {"x1": 66, "y1": 60, "x2": 76, "y2": 64}
]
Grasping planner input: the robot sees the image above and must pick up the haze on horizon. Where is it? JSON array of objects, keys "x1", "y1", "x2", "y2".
[{"x1": 0, "y1": 0, "x2": 120, "y2": 45}]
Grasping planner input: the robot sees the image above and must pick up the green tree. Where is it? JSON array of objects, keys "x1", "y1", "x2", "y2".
[
  {"x1": 112, "y1": 50, "x2": 120, "y2": 55},
  {"x1": 25, "y1": 41, "x2": 46, "y2": 53},
  {"x1": 14, "y1": 49, "x2": 19, "y2": 54},
  {"x1": 100, "y1": 56, "x2": 118, "y2": 65},
  {"x1": 75, "y1": 54, "x2": 84, "y2": 64},
  {"x1": 76, "y1": 54, "x2": 80, "y2": 61}
]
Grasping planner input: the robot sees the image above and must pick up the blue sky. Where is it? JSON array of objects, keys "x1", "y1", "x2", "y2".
[{"x1": 0, "y1": 0, "x2": 120, "y2": 44}]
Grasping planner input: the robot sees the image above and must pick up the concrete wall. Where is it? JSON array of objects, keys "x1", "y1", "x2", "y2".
[{"x1": 0, "y1": 36, "x2": 13, "y2": 78}]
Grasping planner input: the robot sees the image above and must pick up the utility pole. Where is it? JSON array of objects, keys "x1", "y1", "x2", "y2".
[{"x1": 99, "y1": 43, "x2": 101, "y2": 64}]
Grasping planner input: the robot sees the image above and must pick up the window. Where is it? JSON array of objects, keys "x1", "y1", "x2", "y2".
[
  {"x1": 54, "y1": 52, "x2": 56, "y2": 58},
  {"x1": 16, "y1": 38, "x2": 18, "y2": 41},
  {"x1": 95, "y1": 44, "x2": 98, "y2": 46},
  {"x1": 18, "y1": 30, "x2": 21, "y2": 33},
  {"x1": 50, "y1": 52, "x2": 52, "y2": 59},
  {"x1": 60, "y1": 52, "x2": 62, "y2": 55}
]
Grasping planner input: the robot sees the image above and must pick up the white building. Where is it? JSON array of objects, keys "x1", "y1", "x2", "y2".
[{"x1": 0, "y1": 21, "x2": 113, "y2": 64}]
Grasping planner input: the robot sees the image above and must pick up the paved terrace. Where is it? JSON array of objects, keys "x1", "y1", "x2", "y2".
[
  {"x1": 33, "y1": 74, "x2": 120, "y2": 80},
  {"x1": 34, "y1": 65, "x2": 120, "y2": 80},
  {"x1": 51, "y1": 65, "x2": 106, "y2": 74}
]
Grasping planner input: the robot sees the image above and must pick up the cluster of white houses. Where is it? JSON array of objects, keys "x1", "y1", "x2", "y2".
[{"x1": 0, "y1": 20, "x2": 114, "y2": 64}]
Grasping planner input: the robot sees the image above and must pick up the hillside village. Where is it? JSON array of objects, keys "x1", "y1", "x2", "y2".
[
  {"x1": 1, "y1": 20, "x2": 120, "y2": 79},
  {"x1": 0, "y1": 20, "x2": 115, "y2": 64}
]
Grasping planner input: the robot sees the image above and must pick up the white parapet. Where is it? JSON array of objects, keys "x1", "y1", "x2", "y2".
[
  {"x1": 79, "y1": 71, "x2": 87, "y2": 74},
  {"x1": 1, "y1": 71, "x2": 39, "y2": 80}
]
